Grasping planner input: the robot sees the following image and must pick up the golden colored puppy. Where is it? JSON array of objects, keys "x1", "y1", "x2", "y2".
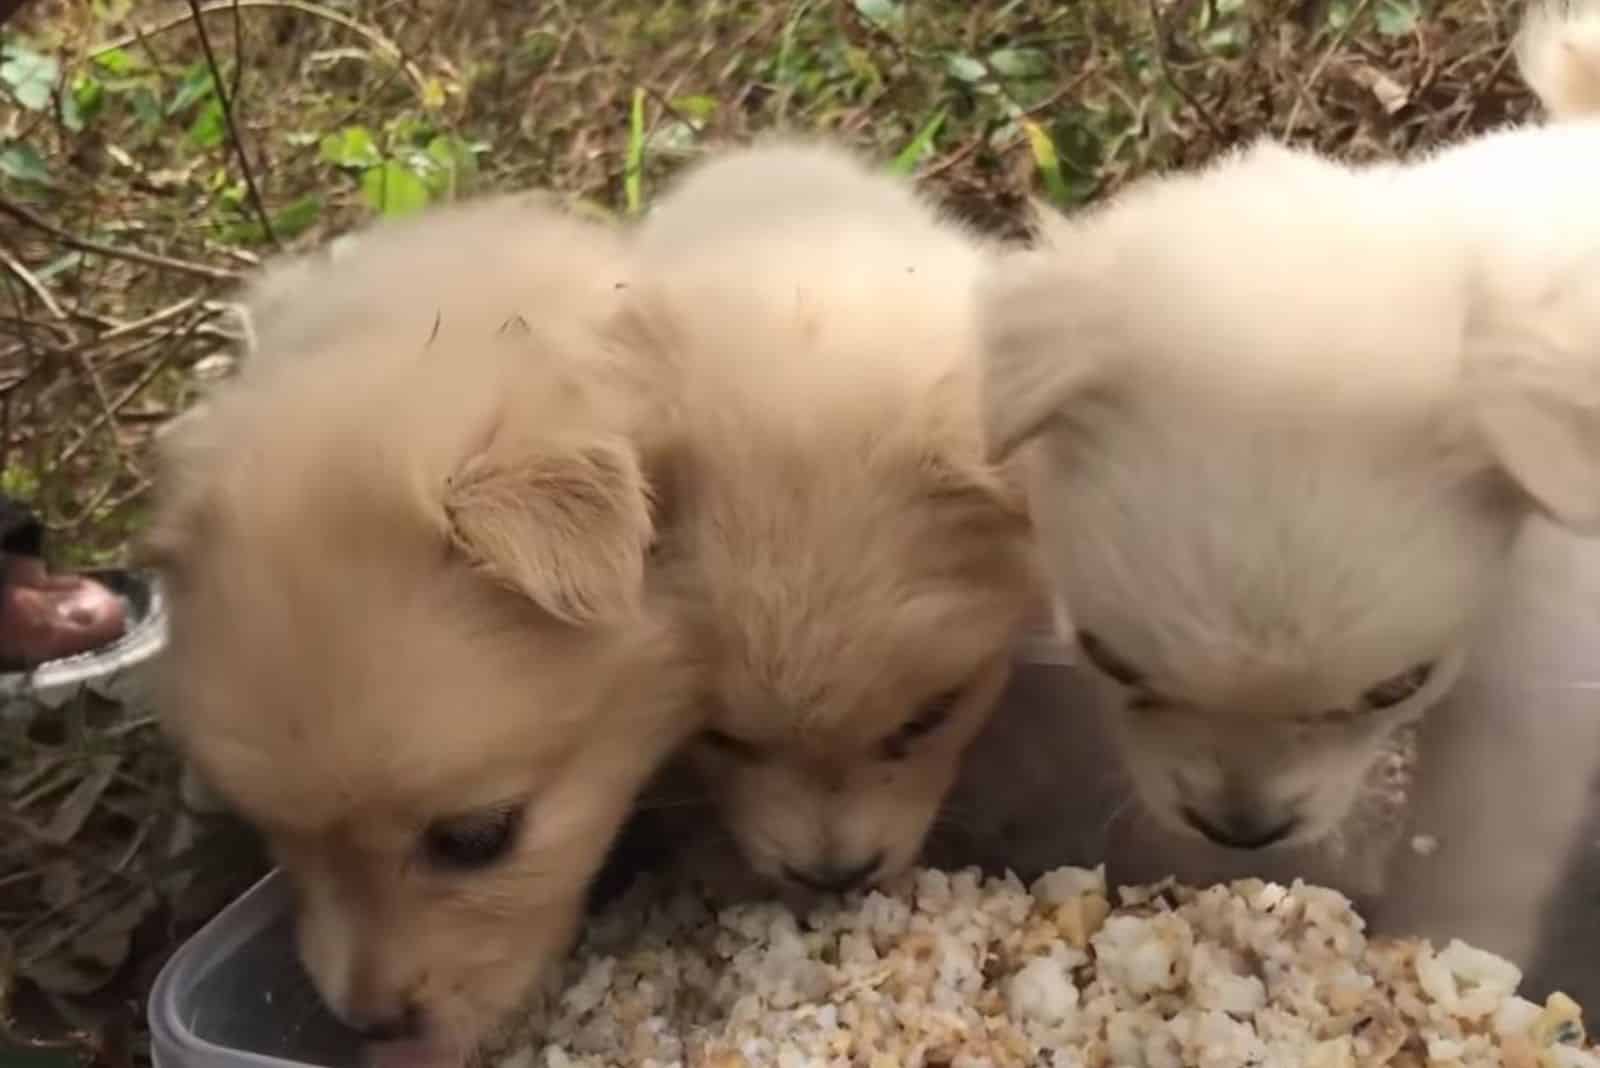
[
  {"x1": 618, "y1": 140, "x2": 1039, "y2": 893},
  {"x1": 146, "y1": 196, "x2": 696, "y2": 1068},
  {"x1": 978, "y1": 3, "x2": 1600, "y2": 855}
]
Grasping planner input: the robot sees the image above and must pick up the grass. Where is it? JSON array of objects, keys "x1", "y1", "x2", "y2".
[{"x1": 0, "y1": 0, "x2": 1536, "y2": 1063}]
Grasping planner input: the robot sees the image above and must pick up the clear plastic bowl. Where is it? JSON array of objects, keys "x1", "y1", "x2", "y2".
[{"x1": 148, "y1": 532, "x2": 1600, "y2": 1068}]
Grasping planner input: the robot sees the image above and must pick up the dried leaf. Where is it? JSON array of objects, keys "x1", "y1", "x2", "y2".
[{"x1": 42, "y1": 755, "x2": 119, "y2": 845}]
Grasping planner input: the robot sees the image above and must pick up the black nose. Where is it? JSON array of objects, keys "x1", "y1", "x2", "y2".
[
  {"x1": 349, "y1": 1002, "x2": 425, "y2": 1043},
  {"x1": 783, "y1": 853, "x2": 885, "y2": 893},
  {"x1": 1182, "y1": 806, "x2": 1298, "y2": 850}
]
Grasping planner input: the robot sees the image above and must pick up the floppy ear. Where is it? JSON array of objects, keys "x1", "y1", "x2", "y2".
[
  {"x1": 978, "y1": 229, "x2": 1120, "y2": 463},
  {"x1": 135, "y1": 407, "x2": 223, "y2": 575},
  {"x1": 443, "y1": 420, "x2": 656, "y2": 627},
  {"x1": 1463, "y1": 277, "x2": 1600, "y2": 533}
]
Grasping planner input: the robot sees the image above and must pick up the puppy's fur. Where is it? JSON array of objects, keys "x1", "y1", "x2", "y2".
[
  {"x1": 146, "y1": 196, "x2": 696, "y2": 1066},
  {"x1": 978, "y1": 6, "x2": 1600, "y2": 854},
  {"x1": 620, "y1": 140, "x2": 1038, "y2": 891}
]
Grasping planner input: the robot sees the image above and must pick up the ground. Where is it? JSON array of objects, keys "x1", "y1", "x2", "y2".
[{"x1": 0, "y1": 0, "x2": 1535, "y2": 1064}]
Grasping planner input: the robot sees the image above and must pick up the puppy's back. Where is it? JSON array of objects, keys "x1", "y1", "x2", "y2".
[{"x1": 238, "y1": 193, "x2": 627, "y2": 374}]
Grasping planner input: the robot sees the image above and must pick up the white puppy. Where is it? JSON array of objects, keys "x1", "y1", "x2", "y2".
[{"x1": 977, "y1": 3, "x2": 1600, "y2": 855}]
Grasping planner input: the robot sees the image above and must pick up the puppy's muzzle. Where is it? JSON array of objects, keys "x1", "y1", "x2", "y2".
[
  {"x1": 1181, "y1": 805, "x2": 1299, "y2": 850},
  {"x1": 346, "y1": 1000, "x2": 426, "y2": 1043},
  {"x1": 782, "y1": 852, "x2": 885, "y2": 893}
]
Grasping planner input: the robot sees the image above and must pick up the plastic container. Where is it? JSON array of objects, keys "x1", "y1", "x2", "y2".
[
  {"x1": 148, "y1": 527, "x2": 1600, "y2": 1068},
  {"x1": 148, "y1": 872, "x2": 361, "y2": 1068}
]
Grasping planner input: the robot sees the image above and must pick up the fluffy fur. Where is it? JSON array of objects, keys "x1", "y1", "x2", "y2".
[
  {"x1": 145, "y1": 196, "x2": 698, "y2": 1067},
  {"x1": 977, "y1": 4, "x2": 1600, "y2": 853},
  {"x1": 619, "y1": 139, "x2": 1039, "y2": 891}
]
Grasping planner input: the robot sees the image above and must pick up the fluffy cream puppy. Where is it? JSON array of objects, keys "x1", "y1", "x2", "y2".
[
  {"x1": 145, "y1": 196, "x2": 697, "y2": 1068},
  {"x1": 978, "y1": 7, "x2": 1600, "y2": 855},
  {"x1": 619, "y1": 140, "x2": 1039, "y2": 892}
]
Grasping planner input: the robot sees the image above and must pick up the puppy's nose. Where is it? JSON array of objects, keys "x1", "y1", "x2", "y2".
[
  {"x1": 782, "y1": 853, "x2": 885, "y2": 893},
  {"x1": 1181, "y1": 806, "x2": 1298, "y2": 850},
  {"x1": 347, "y1": 1002, "x2": 425, "y2": 1043}
]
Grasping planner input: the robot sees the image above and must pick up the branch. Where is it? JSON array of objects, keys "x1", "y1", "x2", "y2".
[
  {"x1": 90, "y1": 0, "x2": 427, "y2": 96},
  {"x1": 0, "y1": 196, "x2": 242, "y2": 283},
  {"x1": 186, "y1": 0, "x2": 278, "y2": 248}
]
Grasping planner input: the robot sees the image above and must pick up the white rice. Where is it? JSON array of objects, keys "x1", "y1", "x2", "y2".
[{"x1": 498, "y1": 866, "x2": 1595, "y2": 1068}]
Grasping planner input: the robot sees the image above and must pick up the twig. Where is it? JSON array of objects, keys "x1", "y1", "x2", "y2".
[
  {"x1": 1451, "y1": 36, "x2": 1520, "y2": 136},
  {"x1": 0, "y1": 196, "x2": 241, "y2": 283},
  {"x1": 1283, "y1": 0, "x2": 1379, "y2": 136},
  {"x1": 0, "y1": 0, "x2": 33, "y2": 29},
  {"x1": 50, "y1": 309, "x2": 218, "y2": 470},
  {"x1": 228, "y1": 0, "x2": 246, "y2": 106},
  {"x1": 185, "y1": 0, "x2": 279, "y2": 249},
  {"x1": 0, "y1": 248, "x2": 67, "y2": 321},
  {"x1": 90, "y1": 0, "x2": 427, "y2": 96},
  {"x1": 1146, "y1": 0, "x2": 1226, "y2": 141}
]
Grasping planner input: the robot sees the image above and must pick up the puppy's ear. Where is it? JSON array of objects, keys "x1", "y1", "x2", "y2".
[
  {"x1": 978, "y1": 237, "x2": 1119, "y2": 462},
  {"x1": 1464, "y1": 276, "x2": 1600, "y2": 532},
  {"x1": 443, "y1": 416, "x2": 655, "y2": 626},
  {"x1": 135, "y1": 408, "x2": 222, "y2": 575}
]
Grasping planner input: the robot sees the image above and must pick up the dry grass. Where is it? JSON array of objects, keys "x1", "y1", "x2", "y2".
[{"x1": 0, "y1": 0, "x2": 1536, "y2": 1064}]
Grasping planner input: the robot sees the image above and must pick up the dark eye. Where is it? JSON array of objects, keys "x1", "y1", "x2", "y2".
[
  {"x1": 699, "y1": 728, "x2": 764, "y2": 762},
  {"x1": 1076, "y1": 630, "x2": 1144, "y2": 687},
  {"x1": 422, "y1": 804, "x2": 523, "y2": 871},
  {"x1": 1362, "y1": 662, "x2": 1435, "y2": 710},
  {"x1": 878, "y1": 687, "x2": 963, "y2": 762}
]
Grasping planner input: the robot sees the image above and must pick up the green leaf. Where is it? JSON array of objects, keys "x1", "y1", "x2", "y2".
[
  {"x1": 518, "y1": 29, "x2": 560, "y2": 70},
  {"x1": 670, "y1": 93, "x2": 719, "y2": 123},
  {"x1": 65, "y1": 74, "x2": 103, "y2": 131},
  {"x1": 853, "y1": 0, "x2": 903, "y2": 32},
  {"x1": 1, "y1": 44, "x2": 59, "y2": 111},
  {"x1": 945, "y1": 53, "x2": 987, "y2": 84},
  {"x1": 1375, "y1": 0, "x2": 1419, "y2": 36},
  {"x1": 273, "y1": 193, "x2": 323, "y2": 238},
  {"x1": 166, "y1": 60, "x2": 219, "y2": 116},
  {"x1": 988, "y1": 47, "x2": 1049, "y2": 81},
  {"x1": 187, "y1": 97, "x2": 225, "y2": 148},
  {"x1": 320, "y1": 125, "x2": 381, "y2": 169},
  {"x1": 91, "y1": 47, "x2": 138, "y2": 76},
  {"x1": 624, "y1": 86, "x2": 646, "y2": 215},
  {"x1": 422, "y1": 134, "x2": 481, "y2": 199},
  {"x1": 360, "y1": 160, "x2": 431, "y2": 218},
  {"x1": 130, "y1": 86, "x2": 162, "y2": 129},
  {"x1": 222, "y1": 193, "x2": 323, "y2": 244},
  {"x1": 0, "y1": 142, "x2": 52, "y2": 185},
  {"x1": 1021, "y1": 118, "x2": 1072, "y2": 205},
  {"x1": 887, "y1": 108, "x2": 946, "y2": 176}
]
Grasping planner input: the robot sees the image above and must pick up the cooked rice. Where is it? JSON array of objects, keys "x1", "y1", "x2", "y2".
[{"x1": 498, "y1": 865, "x2": 1595, "y2": 1068}]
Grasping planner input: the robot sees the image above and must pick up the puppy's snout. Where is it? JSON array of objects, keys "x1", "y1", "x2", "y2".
[
  {"x1": 782, "y1": 852, "x2": 885, "y2": 893},
  {"x1": 346, "y1": 1000, "x2": 426, "y2": 1043},
  {"x1": 1180, "y1": 805, "x2": 1299, "y2": 851}
]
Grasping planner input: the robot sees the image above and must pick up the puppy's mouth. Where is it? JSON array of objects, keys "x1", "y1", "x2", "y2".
[
  {"x1": 1178, "y1": 805, "x2": 1301, "y2": 851},
  {"x1": 363, "y1": 1037, "x2": 466, "y2": 1068}
]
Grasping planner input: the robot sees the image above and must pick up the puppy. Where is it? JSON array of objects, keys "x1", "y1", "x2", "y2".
[
  {"x1": 618, "y1": 140, "x2": 1038, "y2": 893},
  {"x1": 977, "y1": 6, "x2": 1600, "y2": 857},
  {"x1": 145, "y1": 195, "x2": 696, "y2": 1068}
]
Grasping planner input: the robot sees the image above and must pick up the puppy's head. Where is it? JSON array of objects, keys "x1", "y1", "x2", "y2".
[
  {"x1": 674, "y1": 413, "x2": 1034, "y2": 892},
  {"x1": 620, "y1": 202, "x2": 1038, "y2": 892},
  {"x1": 146, "y1": 310, "x2": 690, "y2": 1065},
  {"x1": 981, "y1": 143, "x2": 1600, "y2": 850}
]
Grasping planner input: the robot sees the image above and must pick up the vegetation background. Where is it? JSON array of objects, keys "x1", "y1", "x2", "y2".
[{"x1": 0, "y1": 0, "x2": 1535, "y2": 1064}]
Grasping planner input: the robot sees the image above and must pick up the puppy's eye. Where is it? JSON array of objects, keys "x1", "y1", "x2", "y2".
[
  {"x1": 699, "y1": 728, "x2": 764, "y2": 762},
  {"x1": 1077, "y1": 630, "x2": 1144, "y2": 687},
  {"x1": 422, "y1": 804, "x2": 523, "y2": 871},
  {"x1": 879, "y1": 687, "x2": 963, "y2": 762},
  {"x1": 1361, "y1": 662, "x2": 1435, "y2": 710}
]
